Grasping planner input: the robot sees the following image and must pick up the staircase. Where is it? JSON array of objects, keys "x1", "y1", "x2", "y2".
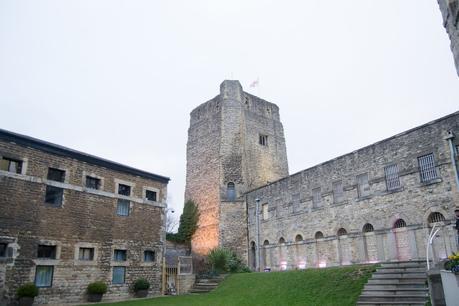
[
  {"x1": 357, "y1": 260, "x2": 429, "y2": 306},
  {"x1": 189, "y1": 274, "x2": 226, "y2": 294}
]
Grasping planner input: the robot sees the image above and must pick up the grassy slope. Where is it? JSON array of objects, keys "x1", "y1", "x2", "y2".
[{"x1": 97, "y1": 265, "x2": 376, "y2": 306}]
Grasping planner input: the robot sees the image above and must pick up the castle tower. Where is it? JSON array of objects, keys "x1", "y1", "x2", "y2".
[{"x1": 185, "y1": 80, "x2": 289, "y2": 257}]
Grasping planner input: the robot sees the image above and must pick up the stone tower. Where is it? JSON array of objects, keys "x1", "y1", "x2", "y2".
[
  {"x1": 438, "y1": 0, "x2": 459, "y2": 76},
  {"x1": 185, "y1": 80, "x2": 289, "y2": 258}
]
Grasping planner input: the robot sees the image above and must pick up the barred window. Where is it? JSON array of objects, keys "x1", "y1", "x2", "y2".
[
  {"x1": 47, "y1": 168, "x2": 65, "y2": 182},
  {"x1": 312, "y1": 188, "x2": 321, "y2": 207},
  {"x1": 418, "y1": 153, "x2": 438, "y2": 182},
  {"x1": 384, "y1": 164, "x2": 401, "y2": 191},
  {"x1": 118, "y1": 184, "x2": 131, "y2": 196},
  {"x1": 363, "y1": 223, "x2": 374, "y2": 233},
  {"x1": 78, "y1": 248, "x2": 94, "y2": 261},
  {"x1": 428, "y1": 212, "x2": 445, "y2": 224},
  {"x1": 393, "y1": 219, "x2": 406, "y2": 229},
  {"x1": 37, "y1": 245, "x2": 56, "y2": 259},
  {"x1": 0, "y1": 243, "x2": 7, "y2": 257},
  {"x1": 117, "y1": 199, "x2": 130, "y2": 216},
  {"x1": 227, "y1": 182, "x2": 236, "y2": 201},
  {"x1": 337, "y1": 228, "x2": 347, "y2": 236},
  {"x1": 112, "y1": 266, "x2": 126, "y2": 284},
  {"x1": 332, "y1": 181, "x2": 344, "y2": 203},
  {"x1": 35, "y1": 266, "x2": 53, "y2": 287},
  {"x1": 144, "y1": 250, "x2": 155, "y2": 262},
  {"x1": 0, "y1": 157, "x2": 22, "y2": 174},
  {"x1": 45, "y1": 186, "x2": 63, "y2": 206},
  {"x1": 86, "y1": 176, "x2": 101, "y2": 190},
  {"x1": 278, "y1": 237, "x2": 285, "y2": 244},
  {"x1": 113, "y1": 249, "x2": 127, "y2": 261},
  {"x1": 145, "y1": 190, "x2": 157, "y2": 202},
  {"x1": 357, "y1": 173, "x2": 370, "y2": 198},
  {"x1": 295, "y1": 234, "x2": 303, "y2": 242},
  {"x1": 259, "y1": 135, "x2": 268, "y2": 146}
]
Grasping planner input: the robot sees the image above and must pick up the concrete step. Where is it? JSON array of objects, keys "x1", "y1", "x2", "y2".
[
  {"x1": 379, "y1": 262, "x2": 427, "y2": 269},
  {"x1": 189, "y1": 289, "x2": 213, "y2": 293},
  {"x1": 358, "y1": 295, "x2": 428, "y2": 302},
  {"x1": 194, "y1": 282, "x2": 219, "y2": 286},
  {"x1": 361, "y1": 290, "x2": 428, "y2": 296},
  {"x1": 371, "y1": 273, "x2": 426, "y2": 279},
  {"x1": 376, "y1": 267, "x2": 426, "y2": 273},
  {"x1": 362, "y1": 289, "x2": 429, "y2": 296},
  {"x1": 357, "y1": 302, "x2": 425, "y2": 306},
  {"x1": 368, "y1": 278, "x2": 426, "y2": 284},
  {"x1": 364, "y1": 284, "x2": 428, "y2": 290}
]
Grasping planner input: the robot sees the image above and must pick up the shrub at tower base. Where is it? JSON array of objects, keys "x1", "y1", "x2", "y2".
[{"x1": 166, "y1": 200, "x2": 199, "y2": 244}]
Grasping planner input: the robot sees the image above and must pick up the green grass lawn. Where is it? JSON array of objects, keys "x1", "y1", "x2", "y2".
[{"x1": 96, "y1": 265, "x2": 376, "y2": 306}]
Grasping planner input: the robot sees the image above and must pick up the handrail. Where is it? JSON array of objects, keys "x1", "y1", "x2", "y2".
[{"x1": 426, "y1": 223, "x2": 441, "y2": 270}]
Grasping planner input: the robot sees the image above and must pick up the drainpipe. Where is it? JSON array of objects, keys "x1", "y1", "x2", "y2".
[
  {"x1": 255, "y1": 198, "x2": 261, "y2": 272},
  {"x1": 445, "y1": 131, "x2": 459, "y2": 191}
]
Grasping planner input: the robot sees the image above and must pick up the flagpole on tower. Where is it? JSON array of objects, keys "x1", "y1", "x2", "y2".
[{"x1": 249, "y1": 77, "x2": 260, "y2": 96}]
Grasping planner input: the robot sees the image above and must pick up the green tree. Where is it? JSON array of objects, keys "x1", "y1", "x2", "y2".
[{"x1": 166, "y1": 200, "x2": 199, "y2": 243}]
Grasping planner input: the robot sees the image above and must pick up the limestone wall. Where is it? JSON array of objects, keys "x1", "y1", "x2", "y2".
[{"x1": 246, "y1": 112, "x2": 459, "y2": 270}]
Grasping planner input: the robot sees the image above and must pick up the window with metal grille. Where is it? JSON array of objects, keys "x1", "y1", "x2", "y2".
[
  {"x1": 47, "y1": 168, "x2": 65, "y2": 182},
  {"x1": 112, "y1": 266, "x2": 125, "y2": 284},
  {"x1": 332, "y1": 181, "x2": 344, "y2": 203},
  {"x1": 428, "y1": 212, "x2": 446, "y2": 224},
  {"x1": 0, "y1": 157, "x2": 22, "y2": 174},
  {"x1": 78, "y1": 248, "x2": 94, "y2": 261},
  {"x1": 384, "y1": 164, "x2": 401, "y2": 191},
  {"x1": 37, "y1": 245, "x2": 56, "y2": 259},
  {"x1": 259, "y1": 134, "x2": 268, "y2": 146},
  {"x1": 315, "y1": 231, "x2": 324, "y2": 239},
  {"x1": 393, "y1": 219, "x2": 406, "y2": 229},
  {"x1": 295, "y1": 234, "x2": 303, "y2": 242},
  {"x1": 45, "y1": 186, "x2": 63, "y2": 206},
  {"x1": 312, "y1": 188, "x2": 321, "y2": 207},
  {"x1": 144, "y1": 250, "x2": 155, "y2": 262},
  {"x1": 145, "y1": 190, "x2": 157, "y2": 202},
  {"x1": 363, "y1": 223, "x2": 374, "y2": 233},
  {"x1": 118, "y1": 184, "x2": 131, "y2": 196},
  {"x1": 113, "y1": 249, "x2": 127, "y2": 261},
  {"x1": 35, "y1": 266, "x2": 53, "y2": 287},
  {"x1": 418, "y1": 153, "x2": 438, "y2": 182},
  {"x1": 85, "y1": 176, "x2": 100, "y2": 190},
  {"x1": 226, "y1": 182, "x2": 236, "y2": 201},
  {"x1": 278, "y1": 237, "x2": 285, "y2": 244},
  {"x1": 337, "y1": 228, "x2": 347, "y2": 236},
  {"x1": 0, "y1": 243, "x2": 7, "y2": 257},
  {"x1": 357, "y1": 173, "x2": 370, "y2": 198},
  {"x1": 116, "y1": 199, "x2": 130, "y2": 216}
]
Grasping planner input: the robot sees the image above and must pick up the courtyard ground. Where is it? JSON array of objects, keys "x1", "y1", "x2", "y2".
[{"x1": 95, "y1": 264, "x2": 376, "y2": 306}]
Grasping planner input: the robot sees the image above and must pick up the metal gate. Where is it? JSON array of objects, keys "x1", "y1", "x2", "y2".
[{"x1": 162, "y1": 256, "x2": 193, "y2": 295}]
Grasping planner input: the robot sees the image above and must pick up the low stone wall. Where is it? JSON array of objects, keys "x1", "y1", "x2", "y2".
[{"x1": 178, "y1": 274, "x2": 196, "y2": 295}]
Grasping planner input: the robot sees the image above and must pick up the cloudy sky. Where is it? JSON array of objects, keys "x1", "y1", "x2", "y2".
[{"x1": 1, "y1": 0, "x2": 458, "y2": 218}]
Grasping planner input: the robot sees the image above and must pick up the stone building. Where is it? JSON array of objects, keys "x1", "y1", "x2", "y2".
[
  {"x1": 185, "y1": 81, "x2": 459, "y2": 271},
  {"x1": 185, "y1": 80, "x2": 288, "y2": 257},
  {"x1": 438, "y1": 0, "x2": 459, "y2": 76},
  {"x1": 0, "y1": 129, "x2": 169, "y2": 305}
]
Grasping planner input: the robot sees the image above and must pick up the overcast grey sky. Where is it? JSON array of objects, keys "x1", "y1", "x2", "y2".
[{"x1": 1, "y1": 0, "x2": 458, "y2": 216}]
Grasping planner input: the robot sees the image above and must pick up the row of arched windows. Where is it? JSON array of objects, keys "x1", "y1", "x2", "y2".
[{"x1": 261, "y1": 212, "x2": 446, "y2": 246}]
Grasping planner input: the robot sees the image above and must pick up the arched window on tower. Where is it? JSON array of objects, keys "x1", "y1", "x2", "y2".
[
  {"x1": 363, "y1": 223, "x2": 374, "y2": 233},
  {"x1": 227, "y1": 182, "x2": 236, "y2": 201},
  {"x1": 393, "y1": 219, "x2": 406, "y2": 229},
  {"x1": 337, "y1": 228, "x2": 347, "y2": 237},
  {"x1": 315, "y1": 231, "x2": 324, "y2": 239}
]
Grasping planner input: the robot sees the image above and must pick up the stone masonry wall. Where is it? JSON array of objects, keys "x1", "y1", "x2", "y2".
[
  {"x1": 186, "y1": 80, "x2": 289, "y2": 261},
  {"x1": 438, "y1": 0, "x2": 459, "y2": 76},
  {"x1": 0, "y1": 138, "x2": 168, "y2": 305},
  {"x1": 246, "y1": 112, "x2": 459, "y2": 270}
]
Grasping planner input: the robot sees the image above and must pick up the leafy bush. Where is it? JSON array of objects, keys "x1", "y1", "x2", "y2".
[
  {"x1": 207, "y1": 248, "x2": 251, "y2": 273},
  {"x1": 16, "y1": 283, "x2": 39, "y2": 298},
  {"x1": 133, "y1": 278, "x2": 150, "y2": 291},
  {"x1": 87, "y1": 281, "x2": 108, "y2": 295},
  {"x1": 444, "y1": 251, "x2": 459, "y2": 273}
]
